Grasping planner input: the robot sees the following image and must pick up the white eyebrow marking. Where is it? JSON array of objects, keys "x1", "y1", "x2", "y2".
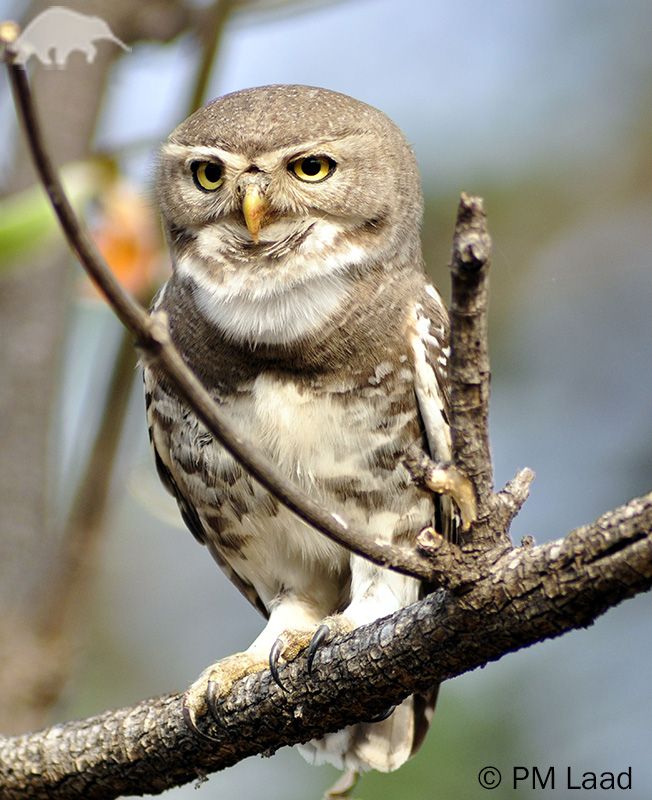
[
  {"x1": 162, "y1": 143, "x2": 243, "y2": 166},
  {"x1": 162, "y1": 135, "x2": 354, "y2": 169}
]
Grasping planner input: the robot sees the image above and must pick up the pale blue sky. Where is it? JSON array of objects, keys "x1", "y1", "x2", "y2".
[
  {"x1": 89, "y1": 0, "x2": 652, "y2": 186},
  {"x1": 2, "y1": 0, "x2": 652, "y2": 188}
]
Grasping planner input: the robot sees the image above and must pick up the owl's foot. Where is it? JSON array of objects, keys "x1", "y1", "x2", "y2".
[
  {"x1": 306, "y1": 615, "x2": 355, "y2": 675},
  {"x1": 406, "y1": 450, "x2": 477, "y2": 532},
  {"x1": 426, "y1": 461, "x2": 476, "y2": 531},
  {"x1": 268, "y1": 627, "x2": 318, "y2": 690},
  {"x1": 268, "y1": 615, "x2": 355, "y2": 689},
  {"x1": 307, "y1": 618, "x2": 390, "y2": 722},
  {"x1": 324, "y1": 768, "x2": 359, "y2": 799},
  {"x1": 183, "y1": 652, "x2": 268, "y2": 741}
]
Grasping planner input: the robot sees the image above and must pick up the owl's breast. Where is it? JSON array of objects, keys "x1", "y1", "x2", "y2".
[{"x1": 147, "y1": 362, "x2": 433, "y2": 610}]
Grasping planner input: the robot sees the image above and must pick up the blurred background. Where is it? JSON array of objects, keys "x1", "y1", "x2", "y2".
[{"x1": 0, "y1": 1, "x2": 651, "y2": 798}]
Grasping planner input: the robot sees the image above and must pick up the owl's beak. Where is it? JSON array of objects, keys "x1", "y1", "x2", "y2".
[{"x1": 242, "y1": 184, "x2": 270, "y2": 243}]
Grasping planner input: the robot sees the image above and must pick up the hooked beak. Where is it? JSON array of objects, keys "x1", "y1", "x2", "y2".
[{"x1": 242, "y1": 184, "x2": 270, "y2": 243}]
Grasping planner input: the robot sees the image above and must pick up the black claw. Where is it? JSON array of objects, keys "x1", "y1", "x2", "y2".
[
  {"x1": 366, "y1": 704, "x2": 395, "y2": 723},
  {"x1": 182, "y1": 702, "x2": 221, "y2": 743},
  {"x1": 206, "y1": 678, "x2": 221, "y2": 719},
  {"x1": 307, "y1": 623, "x2": 331, "y2": 675},
  {"x1": 269, "y1": 637, "x2": 287, "y2": 690}
]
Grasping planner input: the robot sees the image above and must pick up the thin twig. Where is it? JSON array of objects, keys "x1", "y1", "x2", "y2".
[
  {"x1": 187, "y1": 0, "x2": 237, "y2": 115},
  {"x1": 2, "y1": 49, "x2": 437, "y2": 581},
  {"x1": 6, "y1": 63, "x2": 147, "y2": 333},
  {"x1": 47, "y1": 332, "x2": 139, "y2": 636}
]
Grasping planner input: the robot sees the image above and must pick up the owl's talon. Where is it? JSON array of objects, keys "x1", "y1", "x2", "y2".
[
  {"x1": 269, "y1": 637, "x2": 287, "y2": 690},
  {"x1": 307, "y1": 623, "x2": 331, "y2": 674},
  {"x1": 307, "y1": 616, "x2": 355, "y2": 673},
  {"x1": 206, "y1": 678, "x2": 222, "y2": 718},
  {"x1": 405, "y1": 450, "x2": 477, "y2": 532},
  {"x1": 323, "y1": 768, "x2": 360, "y2": 799},
  {"x1": 182, "y1": 698, "x2": 221, "y2": 743},
  {"x1": 183, "y1": 652, "x2": 268, "y2": 742},
  {"x1": 365, "y1": 704, "x2": 395, "y2": 723},
  {"x1": 428, "y1": 462, "x2": 477, "y2": 531}
]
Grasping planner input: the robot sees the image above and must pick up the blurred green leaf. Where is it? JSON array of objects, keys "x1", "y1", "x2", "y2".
[{"x1": 0, "y1": 159, "x2": 115, "y2": 274}]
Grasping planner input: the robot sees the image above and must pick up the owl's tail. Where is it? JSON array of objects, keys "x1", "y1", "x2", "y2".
[{"x1": 297, "y1": 686, "x2": 438, "y2": 780}]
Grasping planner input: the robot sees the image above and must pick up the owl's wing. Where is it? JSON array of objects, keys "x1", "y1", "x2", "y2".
[
  {"x1": 147, "y1": 409, "x2": 269, "y2": 620},
  {"x1": 411, "y1": 286, "x2": 452, "y2": 463},
  {"x1": 410, "y1": 284, "x2": 456, "y2": 542},
  {"x1": 402, "y1": 284, "x2": 455, "y2": 760}
]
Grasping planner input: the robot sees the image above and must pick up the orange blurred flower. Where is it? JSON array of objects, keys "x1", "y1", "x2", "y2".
[{"x1": 87, "y1": 179, "x2": 166, "y2": 302}]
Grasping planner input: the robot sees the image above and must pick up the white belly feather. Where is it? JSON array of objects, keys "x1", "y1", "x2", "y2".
[{"x1": 187, "y1": 373, "x2": 409, "y2": 609}]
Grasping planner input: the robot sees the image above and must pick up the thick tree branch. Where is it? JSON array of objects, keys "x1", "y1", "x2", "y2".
[{"x1": 1, "y1": 491, "x2": 650, "y2": 799}]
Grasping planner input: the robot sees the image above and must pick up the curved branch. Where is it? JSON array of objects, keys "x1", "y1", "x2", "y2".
[
  {"x1": 0, "y1": 42, "x2": 437, "y2": 582},
  {"x1": 1, "y1": 491, "x2": 650, "y2": 799},
  {"x1": 187, "y1": 0, "x2": 237, "y2": 115}
]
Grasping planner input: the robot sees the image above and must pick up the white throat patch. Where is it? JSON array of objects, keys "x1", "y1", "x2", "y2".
[
  {"x1": 195, "y1": 267, "x2": 350, "y2": 345},
  {"x1": 176, "y1": 218, "x2": 367, "y2": 345},
  {"x1": 177, "y1": 257, "x2": 354, "y2": 346}
]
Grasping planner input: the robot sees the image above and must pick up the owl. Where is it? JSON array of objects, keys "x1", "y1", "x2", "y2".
[{"x1": 145, "y1": 85, "x2": 473, "y2": 796}]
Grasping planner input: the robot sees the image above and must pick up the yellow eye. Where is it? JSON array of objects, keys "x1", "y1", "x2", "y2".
[
  {"x1": 191, "y1": 161, "x2": 224, "y2": 192},
  {"x1": 289, "y1": 155, "x2": 336, "y2": 183}
]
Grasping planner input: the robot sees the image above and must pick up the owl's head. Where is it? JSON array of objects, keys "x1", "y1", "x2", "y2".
[{"x1": 156, "y1": 85, "x2": 424, "y2": 344}]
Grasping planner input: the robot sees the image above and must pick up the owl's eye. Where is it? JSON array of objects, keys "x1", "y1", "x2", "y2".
[
  {"x1": 289, "y1": 155, "x2": 336, "y2": 183},
  {"x1": 191, "y1": 161, "x2": 224, "y2": 192}
]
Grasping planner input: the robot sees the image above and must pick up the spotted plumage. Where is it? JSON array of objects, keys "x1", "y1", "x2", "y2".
[{"x1": 144, "y1": 85, "x2": 466, "y2": 788}]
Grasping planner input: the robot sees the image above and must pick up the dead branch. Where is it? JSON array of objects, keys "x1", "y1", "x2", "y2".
[
  {"x1": 448, "y1": 193, "x2": 494, "y2": 511},
  {"x1": 0, "y1": 491, "x2": 650, "y2": 799},
  {"x1": 446, "y1": 195, "x2": 535, "y2": 553}
]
